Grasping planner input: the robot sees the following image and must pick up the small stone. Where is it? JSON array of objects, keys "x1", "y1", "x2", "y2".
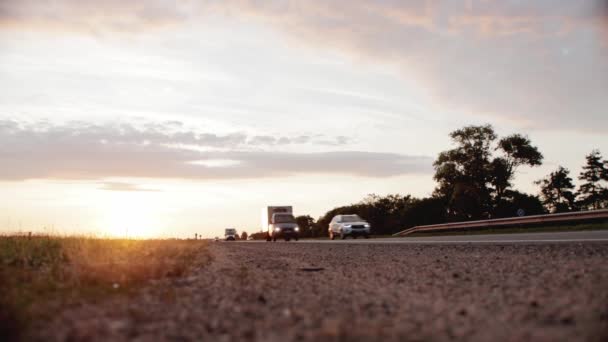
[{"x1": 560, "y1": 316, "x2": 574, "y2": 325}]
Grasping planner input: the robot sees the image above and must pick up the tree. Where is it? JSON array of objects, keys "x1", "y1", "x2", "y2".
[
  {"x1": 536, "y1": 166, "x2": 577, "y2": 213},
  {"x1": 399, "y1": 197, "x2": 447, "y2": 228},
  {"x1": 577, "y1": 150, "x2": 608, "y2": 210},
  {"x1": 493, "y1": 190, "x2": 546, "y2": 218},
  {"x1": 493, "y1": 134, "x2": 543, "y2": 202},
  {"x1": 240, "y1": 231, "x2": 248, "y2": 240},
  {"x1": 295, "y1": 215, "x2": 316, "y2": 238},
  {"x1": 249, "y1": 231, "x2": 267, "y2": 240},
  {"x1": 434, "y1": 125, "x2": 542, "y2": 220}
]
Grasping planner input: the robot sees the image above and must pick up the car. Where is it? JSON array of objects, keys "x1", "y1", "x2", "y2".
[{"x1": 328, "y1": 214, "x2": 371, "y2": 240}]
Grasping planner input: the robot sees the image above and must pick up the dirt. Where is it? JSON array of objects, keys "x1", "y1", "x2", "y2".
[{"x1": 30, "y1": 241, "x2": 608, "y2": 341}]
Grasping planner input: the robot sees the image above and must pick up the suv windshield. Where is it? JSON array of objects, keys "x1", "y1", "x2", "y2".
[
  {"x1": 274, "y1": 214, "x2": 295, "y2": 224},
  {"x1": 225, "y1": 229, "x2": 236, "y2": 234},
  {"x1": 341, "y1": 215, "x2": 363, "y2": 223}
]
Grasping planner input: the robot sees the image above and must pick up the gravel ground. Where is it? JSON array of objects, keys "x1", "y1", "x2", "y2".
[{"x1": 33, "y1": 241, "x2": 608, "y2": 342}]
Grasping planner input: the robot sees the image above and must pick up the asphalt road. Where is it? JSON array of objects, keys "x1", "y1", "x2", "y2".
[
  {"x1": 36, "y1": 233, "x2": 608, "y2": 342},
  {"x1": 294, "y1": 230, "x2": 608, "y2": 244}
]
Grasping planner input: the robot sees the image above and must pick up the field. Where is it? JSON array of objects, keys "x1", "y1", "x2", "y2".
[{"x1": 0, "y1": 235, "x2": 209, "y2": 341}]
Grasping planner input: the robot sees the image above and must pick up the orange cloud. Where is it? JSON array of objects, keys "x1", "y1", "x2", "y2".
[{"x1": 0, "y1": 0, "x2": 189, "y2": 33}]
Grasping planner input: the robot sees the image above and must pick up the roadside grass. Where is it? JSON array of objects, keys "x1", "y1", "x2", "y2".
[
  {"x1": 0, "y1": 235, "x2": 209, "y2": 341},
  {"x1": 406, "y1": 221, "x2": 608, "y2": 237}
]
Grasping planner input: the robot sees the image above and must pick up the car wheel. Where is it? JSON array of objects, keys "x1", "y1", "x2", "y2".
[
  {"x1": 285, "y1": 237, "x2": 290, "y2": 242},
  {"x1": 364, "y1": 234, "x2": 370, "y2": 239},
  {"x1": 341, "y1": 233, "x2": 346, "y2": 240},
  {"x1": 353, "y1": 235, "x2": 358, "y2": 239},
  {"x1": 266, "y1": 235, "x2": 271, "y2": 242},
  {"x1": 272, "y1": 237, "x2": 277, "y2": 242},
  {"x1": 295, "y1": 236, "x2": 299, "y2": 241}
]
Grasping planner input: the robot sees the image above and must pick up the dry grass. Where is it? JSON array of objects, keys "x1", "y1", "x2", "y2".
[{"x1": 0, "y1": 235, "x2": 209, "y2": 341}]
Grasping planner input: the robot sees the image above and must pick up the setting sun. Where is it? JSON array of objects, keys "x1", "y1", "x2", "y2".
[{"x1": 97, "y1": 192, "x2": 166, "y2": 238}]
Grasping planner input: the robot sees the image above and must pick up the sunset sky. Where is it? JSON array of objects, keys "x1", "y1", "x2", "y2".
[{"x1": 1, "y1": 1, "x2": 607, "y2": 238}]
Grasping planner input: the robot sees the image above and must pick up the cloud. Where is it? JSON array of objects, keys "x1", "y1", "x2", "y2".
[
  {"x1": 98, "y1": 182, "x2": 161, "y2": 192},
  {"x1": 0, "y1": 119, "x2": 432, "y2": 181},
  {"x1": 0, "y1": 0, "x2": 188, "y2": 33},
  {"x1": 220, "y1": 1, "x2": 608, "y2": 132},
  {"x1": 2, "y1": 1, "x2": 605, "y2": 132}
]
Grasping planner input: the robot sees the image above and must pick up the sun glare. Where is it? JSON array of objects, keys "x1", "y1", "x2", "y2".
[{"x1": 97, "y1": 192, "x2": 165, "y2": 238}]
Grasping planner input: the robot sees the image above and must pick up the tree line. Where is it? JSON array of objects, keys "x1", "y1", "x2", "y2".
[{"x1": 291, "y1": 125, "x2": 608, "y2": 238}]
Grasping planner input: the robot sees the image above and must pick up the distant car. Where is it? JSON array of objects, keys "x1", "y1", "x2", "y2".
[
  {"x1": 247, "y1": 236, "x2": 254, "y2": 241},
  {"x1": 328, "y1": 214, "x2": 371, "y2": 240},
  {"x1": 214, "y1": 237, "x2": 219, "y2": 242}
]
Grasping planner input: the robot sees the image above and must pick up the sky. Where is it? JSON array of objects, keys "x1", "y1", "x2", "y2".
[{"x1": 1, "y1": 0, "x2": 607, "y2": 238}]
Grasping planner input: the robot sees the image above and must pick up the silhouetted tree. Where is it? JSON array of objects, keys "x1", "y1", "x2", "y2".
[
  {"x1": 493, "y1": 190, "x2": 546, "y2": 218},
  {"x1": 536, "y1": 166, "x2": 577, "y2": 213},
  {"x1": 577, "y1": 150, "x2": 608, "y2": 210},
  {"x1": 399, "y1": 197, "x2": 447, "y2": 228},
  {"x1": 434, "y1": 125, "x2": 542, "y2": 220},
  {"x1": 249, "y1": 231, "x2": 267, "y2": 240},
  {"x1": 295, "y1": 215, "x2": 316, "y2": 237},
  {"x1": 240, "y1": 231, "x2": 248, "y2": 240},
  {"x1": 493, "y1": 134, "x2": 543, "y2": 202}
]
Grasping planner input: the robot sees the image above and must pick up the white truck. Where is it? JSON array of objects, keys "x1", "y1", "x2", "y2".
[
  {"x1": 224, "y1": 228, "x2": 238, "y2": 241},
  {"x1": 261, "y1": 206, "x2": 299, "y2": 242}
]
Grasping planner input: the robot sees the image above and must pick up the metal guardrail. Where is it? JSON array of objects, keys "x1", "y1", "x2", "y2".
[{"x1": 392, "y1": 209, "x2": 608, "y2": 237}]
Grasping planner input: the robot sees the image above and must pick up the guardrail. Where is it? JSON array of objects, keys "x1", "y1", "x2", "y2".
[{"x1": 392, "y1": 209, "x2": 608, "y2": 237}]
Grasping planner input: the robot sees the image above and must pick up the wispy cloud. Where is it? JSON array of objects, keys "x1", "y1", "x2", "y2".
[
  {"x1": 220, "y1": 1, "x2": 608, "y2": 132},
  {"x1": 98, "y1": 181, "x2": 161, "y2": 192},
  {"x1": 0, "y1": 119, "x2": 432, "y2": 181},
  {"x1": 0, "y1": 0, "x2": 187, "y2": 33},
  {"x1": 1, "y1": 1, "x2": 606, "y2": 132}
]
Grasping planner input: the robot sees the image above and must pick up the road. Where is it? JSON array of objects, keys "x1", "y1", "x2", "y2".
[
  {"x1": 35, "y1": 233, "x2": 608, "y2": 342},
  {"x1": 294, "y1": 230, "x2": 608, "y2": 244}
]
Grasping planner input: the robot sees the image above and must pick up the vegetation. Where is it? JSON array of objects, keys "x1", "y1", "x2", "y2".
[
  {"x1": 306, "y1": 124, "x2": 607, "y2": 237},
  {"x1": 0, "y1": 235, "x2": 208, "y2": 341},
  {"x1": 536, "y1": 166, "x2": 577, "y2": 213},
  {"x1": 433, "y1": 125, "x2": 543, "y2": 220},
  {"x1": 577, "y1": 150, "x2": 608, "y2": 210}
]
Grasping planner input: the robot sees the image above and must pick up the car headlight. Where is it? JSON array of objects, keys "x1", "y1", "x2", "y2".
[
  {"x1": 364, "y1": 224, "x2": 370, "y2": 228},
  {"x1": 344, "y1": 224, "x2": 352, "y2": 228},
  {"x1": 294, "y1": 226, "x2": 300, "y2": 231},
  {"x1": 274, "y1": 227, "x2": 281, "y2": 231}
]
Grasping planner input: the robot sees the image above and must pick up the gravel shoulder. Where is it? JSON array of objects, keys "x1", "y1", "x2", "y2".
[{"x1": 33, "y1": 241, "x2": 608, "y2": 341}]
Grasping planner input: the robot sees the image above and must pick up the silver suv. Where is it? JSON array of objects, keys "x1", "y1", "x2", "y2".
[{"x1": 328, "y1": 214, "x2": 371, "y2": 240}]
